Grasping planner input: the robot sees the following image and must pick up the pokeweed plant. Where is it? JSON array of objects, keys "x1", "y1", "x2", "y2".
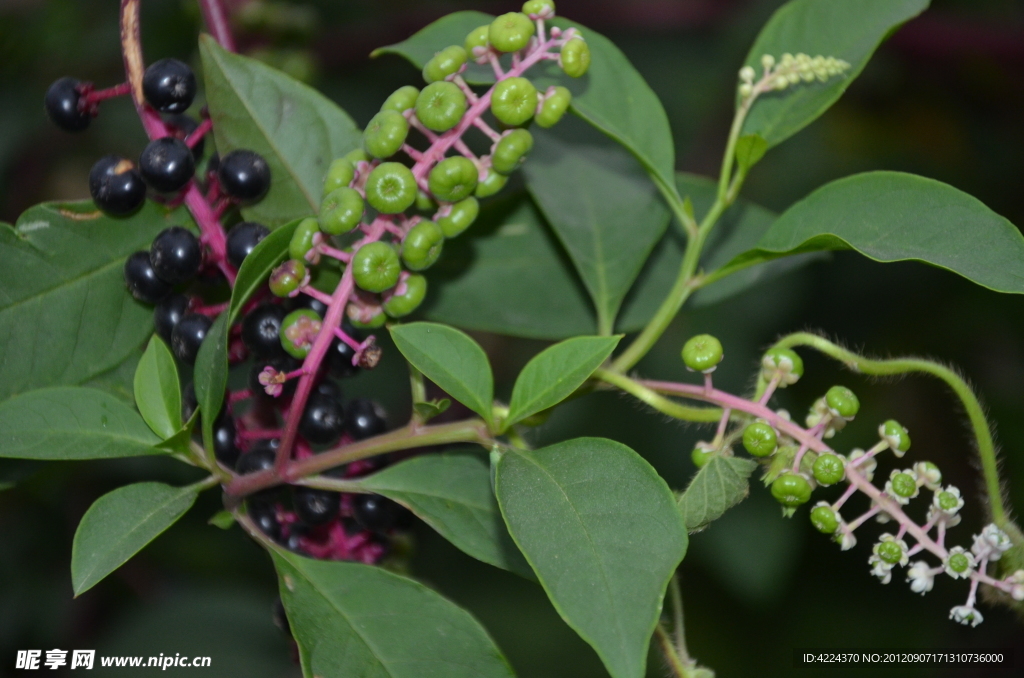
[{"x1": 3, "y1": 0, "x2": 1024, "y2": 676}]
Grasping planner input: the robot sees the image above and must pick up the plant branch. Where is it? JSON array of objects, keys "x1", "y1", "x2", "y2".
[
  {"x1": 197, "y1": 0, "x2": 236, "y2": 52},
  {"x1": 655, "y1": 624, "x2": 690, "y2": 678},
  {"x1": 594, "y1": 369, "x2": 722, "y2": 423}
]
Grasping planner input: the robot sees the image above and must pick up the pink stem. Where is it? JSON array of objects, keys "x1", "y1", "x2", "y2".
[
  {"x1": 198, "y1": 0, "x2": 236, "y2": 52},
  {"x1": 239, "y1": 428, "x2": 283, "y2": 441},
  {"x1": 318, "y1": 244, "x2": 351, "y2": 263},
  {"x1": 333, "y1": 327, "x2": 362, "y2": 352},
  {"x1": 758, "y1": 373, "x2": 782, "y2": 406},
  {"x1": 833, "y1": 483, "x2": 858, "y2": 511},
  {"x1": 192, "y1": 300, "x2": 230, "y2": 316},
  {"x1": 301, "y1": 286, "x2": 333, "y2": 306},
  {"x1": 472, "y1": 117, "x2": 501, "y2": 142},
  {"x1": 846, "y1": 504, "x2": 882, "y2": 532},
  {"x1": 185, "y1": 117, "x2": 213, "y2": 148},
  {"x1": 80, "y1": 82, "x2": 132, "y2": 108}
]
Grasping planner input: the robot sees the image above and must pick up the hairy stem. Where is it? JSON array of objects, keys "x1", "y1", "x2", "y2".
[
  {"x1": 655, "y1": 624, "x2": 690, "y2": 678},
  {"x1": 594, "y1": 369, "x2": 722, "y2": 423}
]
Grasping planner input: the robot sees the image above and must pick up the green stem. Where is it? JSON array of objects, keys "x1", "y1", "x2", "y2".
[
  {"x1": 668, "y1": 572, "x2": 690, "y2": 664},
  {"x1": 595, "y1": 369, "x2": 722, "y2": 422},
  {"x1": 759, "y1": 332, "x2": 1008, "y2": 526},
  {"x1": 655, "y1": 624, "x2": 689, "y2": 678}
]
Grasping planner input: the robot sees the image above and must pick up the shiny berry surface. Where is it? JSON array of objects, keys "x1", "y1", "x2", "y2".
[
  {"x1": 170, "y1": 313, "x2": 212, "y2": 365},
  {"x1": 242, "y1": 304, "x2": 287, "y2": 357},
  {"x1": 124, "y1": 251, "x2": 172, "y2": 304},
  {"x1": 226, "y1": 222, "x2": 270, "y2": 269},
  {"x1": 292, "y1": 487, "x2": 341, "y2": 525},
  {"x1": 142, "y1": 58, "x2": 197, "y2": 114},
  {"x1": 212, "y1": 413, "x2": 240, "y2": 467},
  {"x1": 154, "y1": 294, "x2": 190, "y2": 344},
  {"x1": 345, "y1": 398, "x2": 386, "y2": 440},
  {"x1": 139, "y1": 137, "x2": 195, "y2": 193},
  {"x1": 89, "y1": 155, "x2": 146, "y2": 216},
  {"x1": 353, "y1": 494, "x2": 402, "y2": 532},
  {"x1": 150, "y1": 226, "x2": 202, "y2": 284},
  {"x1": 44, "y1": 77, "x2": 90, "y2": 132},
  {"x1": 299, "y1": 393, "x2": 345, "y2": 445},
  {"x1": 218, "y1": 150, "x2": 271, "y2": 202}
]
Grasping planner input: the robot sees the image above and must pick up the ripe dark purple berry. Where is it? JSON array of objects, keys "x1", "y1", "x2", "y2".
[
  {"x1": 226, "y1": 221, "x2": 270, "y2": 269},
  {"x1": 299, "y1": 393, "x2": 345, "y2": 445},
  {"x1": 170, "y1": 313, "x2": 212, "y2": 365},
  {"x1": 44, "y1": 77, "x2": 90, "y2": 132},
  {"x1": 90, "y1": 155, "x2": 146, "y2": 216},
  {"x1": 150, "y1": 226, "x2": 202, "y2": 284},
  {"x1": 315, "y1": 379, "x2": 343, "y2": 401},
  {"x1": 142, "y1": 58, "x2": 197, "y2": 114},
  {"x1": 124, "y1": 251, "x2": 172, "y2": 304},
  {"x1": 292, "y1": 487, "x2": 341, "y2": 525},
  {"x1": 328, "y1": 337, "x2": 360, "y2": 379},
  {"x1": 247, "y1": 500, "x2": 282, "y2": 541},
  {"x1": 218, "y1": 150, "x2": 271, "y2": 202},
  {"x1": 346, "y1": 398, "x2": 386, "y2": 440},
  {"x1": 139, "y1": 137, "x2": 195, "y2": 193},
  {"x1": 241, "y1": 304, "x2": 287, "y2": 357},
  {"x1": 213, "y1": 413, "x2": 240, "y2": 468},
  {"x1": 353, "y1": 494, "x2": 402, "y2": 532},
  {"x1": 154, "y1": 294, "x2": 190, "y2": 344}
]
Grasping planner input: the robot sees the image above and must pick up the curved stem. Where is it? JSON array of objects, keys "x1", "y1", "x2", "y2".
[
  {"x1": 594, "y1": 369, "x2": 722, "y2": 423},
  {"x1": 197, "y1": 0, "x2": 236, "y2": 52}
]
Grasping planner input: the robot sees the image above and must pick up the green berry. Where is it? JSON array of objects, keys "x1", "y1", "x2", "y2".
[
  {"x1": 415, "y1": 81, "x2": 467, "y2": 133},
  {"x1": 523, "y1": 0, "x2": 555, "y2": 17},
  {"x1": 890, "y1": 472, "x2": 917, "y2": 498},
  {"x1": 561, "y1": 38, "x2": 591, "y2": 78},
  {"x1": 876, "y1": 540, "x2": 904, "y2": 565},
  {"x1": 279, "y1": 308, "x2": 322, "y2": 359},
  {"x1": 475, "y1": 169, "x2": 508, "y2": 198},
  {"x1": 383, "y1": 274, "x2": 427, "y2": 318},
  {"x1": 762, "y1": 347, "x2": 804, "y2": 383},
  {"x1": 289, "y1": 217, "x2": 321, "y2": 261},
  {"x1": 349, "y1": 306, "x2": 387, "y2": 330},
  {"x1": 681, "y1": 334, "x2": 724, "y2": 372},
  {"x1": 352, "y1": 241, "x2": 401, "y2": 293},
  {"x1": 436, "y1": 197, "x2": 479, "y2": 237},
  {"x1": 536, "y1": 86, "x2": 571, "y2": 128},
  {"x1": 363, "y1": 110, "x2": 409, "y2": 159},
  {"x1": 771, "y1": 472, "x2": 812, "y2": 507},
  {"x1": 344, "y1": 148, "x2": 369, "y2": 165},
  {"x1": 937, "y1": 490, "x2": 960, "y2": 511},
  {"x1": 810, "y1": 505, "x2": 839, "y2": 534},
  {"x1": 465, "y1": 25, "x2": 490, "y2": 55},
  {"x1": 381, "y1": 85, "x2": 420, "y2": 113},
  {"x1": 401, "y1": 220, "x2": 444, "y2": 271},
  {"x1": 691, "y1": 445, "x2": 715, "y2": 469},
  {"x1": 423, "y1": 45, "x2": 467, "y2": 84},
  {"x1": 428, "y1": 156, "x2": 479, "y2": 202},
  {"x1": 319, "y1": 187, "x2": 364, "y2": 235},
  {"x1": 881, "y1": 419, "x2": 911, "y2": 453},
  {"x1": 742, "y1": 422, "x2": 777, "y2": 458},
  {"x1": 812, "y1": 453, "x2": 845, "y2": 486},
  {"x1": 947, "y1": 551, "x2": 970, "y2": 574},
  {"x1": 825, "y1": 385, "x2": 859, "y2": 418},
  {"x1": 269, "y1": 259, "x2": 307, "y2": 297},
  {"x1": 365, "y1": 162, "x2": 417, "y2": 214},
  {"x1": 416, "y1": 189, "x2": 436, "y2": 213},
  {"x1": 322, "y1": 158, "x2": 355, "y2": 195},
  {"x1": 490, "y1": 77, "x2": 538, "y2": 126},
  {"x1": 489, "y1": 12, "x2": 535, "y2": 53},
  {"x1": 491, "y1": 128, "x2": 533, "y2": 174}
]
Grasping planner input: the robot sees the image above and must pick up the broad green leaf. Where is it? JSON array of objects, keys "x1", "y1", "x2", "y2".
[
  {"x1": 390, "y1": 323, "x2": 493, "y2": 421},
  {"x1": 358, "y1": 452, "x2": 532, "y2": 578},
  {"x1": 272, "y1": 551, "x2": 515, "y2": 678},
  {"x1": 734, "y1": 134, "x2": 769, "y2": 173},
  {"x1": 424, "y1": 195, "x2": 596, "y2": 339},
  {"x1": 495, "y1": 438, "x2": 687, "y2": 678},
  {"x1": 719, "y1": 171, "x2": 1024, "y2": 294},
  {"x1": 0, "y1": 201, "x2": 188, "y2": 403},
  {"x1": 678, "y1": 456, "x2": 758, "y2": 533},
  {"x1": 71, "y1": 482, "x2": 198, "y2": 595},
  {"x1": 0, "y1": 387, "x2": 162, "y2": 460},
  {"x1": 133, "y1": 336, "x2": 181, "y2": 440},
  {"x1": 228, "y1": 218, "x2": 301, "y2": 323},
  {"x1": 506, "y1": 335, "x2": 620, "y2": 427},
  {"x1": 412, "y1": 398, "x2": 450, "y2": 423},
  {"x1": 374, "y1": 13, "x2": 676, "y2": 197},
  {"x1": 741, "y1": 0, "x2": 930, "y2": 147},
  {"x1": 200, "y1": 36, "x2": 362, "y2": 226},
  {"x1": 84, "y1": 345, "x2": 146, "y2": 405},
  {"x1": 194, "y1": 314, "x2": 230, "y2": 452},
  {"x1": 525, "y1": 120, "x2": 671, "y2": 332}
]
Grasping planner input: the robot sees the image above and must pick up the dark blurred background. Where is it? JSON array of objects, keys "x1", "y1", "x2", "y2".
[{"x1": 2, "y1": 0, "x2": 1024, "y2": 676}]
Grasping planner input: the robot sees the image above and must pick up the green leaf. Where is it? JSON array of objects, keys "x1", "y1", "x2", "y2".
[
  {"x1": 734, "y1": 134, "x2": 769, "y2": 173},
  {"x1": 495, "y1": 438, "x2": 688, "y2": 678},
  {"x1": 678, "y1": 456, "x2": 759, "y2": 533},
  {"x1": 200, "y1": 35, "x2": 361, "y2": 227},
  {"x1": 371, "y1": 11, "x2": 498, "y2": 86},
  {"x1": 506, "y1": 336, "x2": 620, "y2": 428},
  {"x1": 720, "y1": 171, "x2": 1024, "y2": 294},
  {"x1": 412, "y1": 398, "x2": 450, "y2": 423},
  {"x1": 390, "y1": 323, "x2": 493, "y2": 422},
  {"x1": 0, "y1": 387, "x2": 162, "y2": 460},
  {"x1": 208, "y1": 510, "x2": 235, "y2": 530},
  {"x1": 133, "y1": 336, "x2": 181, "y2": 440},
  {"x1": 84, "y1": 346, "x2": 146, "y2": 405},
  {"x1": 194, "y1": 314, "x2": 230, "y2": 451},
  {"x1": 358, "y1": 452, "x2": 532, "y2": 578},
  {"x1": 525, "y1": 120, "x2": 671, "y2": 332},
  {"x1": 0, "y1": 201, "x2": 188, "y2": 403},
  {"x1": 741, "y1": 0, "x2": 930, "y2": 147},
  {"x1": 271, "y1": 551, "x2": 515, "y2": 678},
  {"x1": 71, "y1": 482, "x2": 199, "y2": 595},
  {"x1": 424, "y1": 195, "x2": 596, "y2": 339},
  {"x1": 228, "y1": 218, "x2": 301, "y2": 324}
]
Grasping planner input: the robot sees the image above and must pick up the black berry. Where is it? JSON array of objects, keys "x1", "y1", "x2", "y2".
[
  {"x1": 353, "y1": 494, "x2": 402, "y2": 532},
  {"x1": 154, "y1": 294, "x2": 190, "y2": 344},
  {"x1": 293, "y1": 487, "x2": 341, "y2": 525},
  {"x1": 226, "y1": 222, "x2": 270, "y2": 269},
  {"x1": 241, "y1": 304, "x2": 287, "y2": 357},
  {"x1": 171, "y1": 313, "x2": 212, "y2": 365},
  {"x1": 345, "y1": 398, "x2": 386, "y2": 440},
  {"x1": 150, "y1": 226, "x2": 202, "y2": 284},
  {"x1": 165, "y1": 114, "x2": 205, "y2": 160},
  {"x1": 282, "y1": 525, "x2": 307, "y2": 553},
  {"x1": 212, "y1": 413, "x2": 240, "y2": 468},
  {"x1": 315, "y1": 379, "x2": 343, "y2": 401},
  {"x1": 44, "y1": 77, "x2": 90, "y2": 132},
  {"x1": 142, "y1": 58, "x2": 197, "y2": 114},
  {"x1": 218, "y1": 150, "x2": 271, "y2": 202},
  {"x1": 139, "y1": 137, "x2": 195, "y2": 193},
  {"x1": 291, "y1": 295, "x2": 329, "y2": 317},
  {"x1": 90, "y1": 155, "x2": 146, "y2": 216},
  {"x1": 124, "y1": 251, "x2": 172, "y2": 304},
  {"x1": 299, "y1": 393, "x2": 345, "y2": 445},
  {"x1": 248, "y1": 501, "x2": 282, "y2": 542},
  {"x1": 328, "y1": 337, "x2": 360, "y2": 379},
  {"x1": 249, "y1": 354, "x2": 301, "y2": 399},
  {"x1": 182, "y1": 382, "x2": 198, "y2": 422},
  {"x1": 272, "y1": 598, "x2": 291, "y2": 637}
]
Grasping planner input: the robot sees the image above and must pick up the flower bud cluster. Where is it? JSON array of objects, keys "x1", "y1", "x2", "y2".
[{"x1": 738, "y1": 52, "x2": 851, "y2": 98}]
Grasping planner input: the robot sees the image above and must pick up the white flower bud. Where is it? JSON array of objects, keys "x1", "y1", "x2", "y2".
[
  {"x1": 950, "y1": 605, "x2": 983, "y2": 627},
  {"x1": 761, "y1": 54, "x2": 775, "y2": 70},
  {"x1": 906, "y1": 561, "x2": 935, "y2": 595},
  {"x1": 739, "y1": 65, "x2": 756, "y2": 83}
]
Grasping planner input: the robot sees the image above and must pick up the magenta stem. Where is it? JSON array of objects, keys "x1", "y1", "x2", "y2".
[
  {"x1": 318, "y1": 244, "x2": 351, "y2": 263},
  {"x1": 81, "y1": 82, "x2": 132, "y2": 107},
  {"x1": 198, "y1": 0, "x2": 236, "y2": 52},
  {"x1": 192, "y1": 300, "x2": 230, "y2": 316},
  {"x1": 186, "y1": 117, "x2": 213, "y2": 148},
  {"x1": 301, "y1": 286, "x2": 333, "y2": 306},
  {"x1": 333, "y1": 327, "x2": 362, "y2": 352}
]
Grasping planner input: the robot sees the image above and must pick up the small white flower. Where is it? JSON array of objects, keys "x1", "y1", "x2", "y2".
[
  {"x1": 906, "y1": 561, "x2": 935, "y2": 595},
  {"x1": 1007, "y1": 570, "x2": 1024, "y2": 602},
  {"x1": 868, "y1": 555, "x2": 894, "y2": 584},
  {"x1": 949, "y1": 605, "x2": 984, "y2": 627},
  {"x1": 913, "y1": 461, "x2": 942, "y2": 490},
  {"x1": 834, "y1": 524, "x2": 857, "y2": 551},
  {"x1": 932, "y1": 485, "x2": 964, "y2": 516},
  {"x1": 847, "y1": 448, "x2": 877, "y2": 482},
  {"x1": 973, "y1": 524, "x2": 1012, "y2": 561},
  {"x1": 874, "y1": 533, "x2": 910, "y2": 567},
  {"x1": 927, "y1": 505, "x2": 962, "y2": 528},
  {"x1": 944, "y1": 546, "x2": 976, "y2": 579}
]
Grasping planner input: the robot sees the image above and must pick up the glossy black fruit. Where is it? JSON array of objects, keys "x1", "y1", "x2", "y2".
[
  {"x1": 212, "y1": 413, "x2": 240, "y2": 468},
  {"x1": 218, "y1": 150, "x2": 271, "y2": 201},
  {"x1": 315, "y1": 379, "x2": 343, "y2": 401},
  {"x1": 150, "y1": 226, "x2": 202, "y2": 284},
  {"x1": 226, "y1": 222, "x2": 270, "y2": 269},
  {"x1": 292, "y1": 487, "x2": 341, "y2": 525},
  {"x1": 345, "y1": 398, "x2": 386, "y2": 440},
  {"x1": 353, "y1": 493, "x2": 402, "y2": 532},
  {"x1": 124, "y1": 251, "x2": 172, "y2": 304},
  {"x1": 139, "y1": 137, "x2": 195, "y2": 193},
  {"x1": 44, "y1": 77, "x2": 90, "y2": 131},
  {"x1": 182, "y1": 382, "x2": 198, "y2": 422},
  {"x1": 328, "y1": 337, "x2": 360, "y2": 379},
  {"x1": 170, "y1": 313, "x2": 212, "y2": 365},
  {"x1": 241, "y1": 304, "x2": 287, "y2": 357},
  {"x1": 299, "y1": 393, "x2": 345, "y2": 445},
  {"x1": 247, "y1": 501, "x2": 282, "y2": 542},
  {"x1": 154, "y1": 294, "x2": 190, "y2": 344},
  {"x1": 90, "y1": 155, "x2": 146, "y2": 216},
  {"x1": 142, "y1": 58, "x2": 196, "y2": 114}
]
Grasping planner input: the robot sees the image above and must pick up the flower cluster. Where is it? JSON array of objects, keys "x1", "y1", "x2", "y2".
[{"x1": 738, "y1": 52, "x2": 851, "y2": 99}]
